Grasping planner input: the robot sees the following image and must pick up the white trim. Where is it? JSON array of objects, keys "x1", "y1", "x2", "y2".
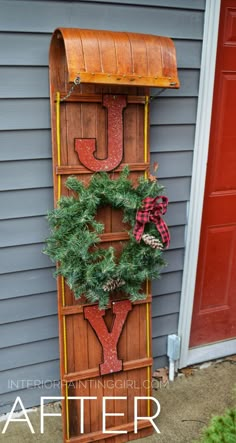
[
  {"x1": 178, "y1": 0, "x2": 221, "y2": 369},
  {"x1": 188, "y1": 339, "x2": 236, "y2": 366}
]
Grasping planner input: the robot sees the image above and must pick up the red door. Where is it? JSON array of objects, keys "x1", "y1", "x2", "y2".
[{"x1": 190, "y1": 0, "x2": 236, "y2": 347}]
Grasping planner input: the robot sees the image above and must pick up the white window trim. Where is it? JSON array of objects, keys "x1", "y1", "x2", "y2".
[{"x1": 178, "y1": 0, "x2": 222, "y2": 368}]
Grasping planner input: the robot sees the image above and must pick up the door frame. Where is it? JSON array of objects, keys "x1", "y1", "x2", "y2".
[{"x1": 177, "y1": 0, "x2": 232, "y2": 368}]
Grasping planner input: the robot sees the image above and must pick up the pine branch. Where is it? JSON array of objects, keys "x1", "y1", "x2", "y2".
[{"x1": 44, "y1": 168, "x2": 169, "y2": 308}]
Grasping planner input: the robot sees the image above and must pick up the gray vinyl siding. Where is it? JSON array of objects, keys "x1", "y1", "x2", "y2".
[{"x1": 0, "y1": 0, "x2": 205, "y2": 413}]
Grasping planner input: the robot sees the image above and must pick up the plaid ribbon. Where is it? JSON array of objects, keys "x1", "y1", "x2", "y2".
[{"x1": 133, "y1": 196, "x2": 170, "y2": 247}]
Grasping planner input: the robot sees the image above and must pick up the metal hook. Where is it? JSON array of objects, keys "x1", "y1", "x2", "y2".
[
  {"x1": 60, "y1": 76, "x2": 81, "y2": 102},
  {"x1": 150, "y1": 88, "x2": 166, "y2": 101}
]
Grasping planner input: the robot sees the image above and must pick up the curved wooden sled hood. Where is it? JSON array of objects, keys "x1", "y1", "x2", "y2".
[{"x1": 50, "y1": 27, "x2": 179, "y2": 89}]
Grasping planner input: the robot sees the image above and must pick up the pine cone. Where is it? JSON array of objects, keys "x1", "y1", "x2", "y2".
[
  {"x1": 142, "y1": 234, "x2": 163, "y2": 250},
  {"x1": 103, "y1": 278, "x2": 125, "y2": 292}
]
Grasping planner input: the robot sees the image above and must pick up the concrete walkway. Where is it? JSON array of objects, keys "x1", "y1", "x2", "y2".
[{"x1": 0, "y1": 359, "x2": 235, "y2": 443}]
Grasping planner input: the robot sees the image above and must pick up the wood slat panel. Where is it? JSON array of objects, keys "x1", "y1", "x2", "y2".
[
  {"x1": 66, "y1": 420, "x2": 152, "y2": 443},
  {"x1": 63, "y1": 358, "x2": 152, "y2": 383},
  {"x1": 58, "y1": 94, "x2": 146, "y2": 104},
  {"x1": 61, "y1": 297, "x2": 152, "y2": 316},
  {"x1": 49, "y1": 28, "x2": 154, "y2": 438},
  {"x1": 56, "y1": 163, "x2": 148, "y2": 176}
]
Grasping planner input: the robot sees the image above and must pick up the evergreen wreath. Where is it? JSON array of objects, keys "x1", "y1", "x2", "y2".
[{"x1": 44, "y1": 167, "x2": 169, "y2": 308}]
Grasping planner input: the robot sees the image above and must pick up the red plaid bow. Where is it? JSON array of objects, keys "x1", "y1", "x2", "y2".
[{"x1": 133, "y1": 196, "x2": 170, "y2": 248}]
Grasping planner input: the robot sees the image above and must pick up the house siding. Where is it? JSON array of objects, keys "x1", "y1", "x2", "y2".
[{"x1": 0, "y1": 0, "x2": 205, "y2": 413}]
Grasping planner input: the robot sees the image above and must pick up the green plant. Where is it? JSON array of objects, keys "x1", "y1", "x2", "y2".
[{"x1": 195, "y1": 408, "x2": 236, "y2": 443}]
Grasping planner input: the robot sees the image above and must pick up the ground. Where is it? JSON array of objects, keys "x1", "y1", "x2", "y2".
[{"x1": 0, "y1": 358, "x2": 235, "y2": 443}]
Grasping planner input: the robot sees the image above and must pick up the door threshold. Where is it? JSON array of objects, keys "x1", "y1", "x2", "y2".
[{"x1": 186, "y1": 338, "x2": 236, "y2": 366}]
